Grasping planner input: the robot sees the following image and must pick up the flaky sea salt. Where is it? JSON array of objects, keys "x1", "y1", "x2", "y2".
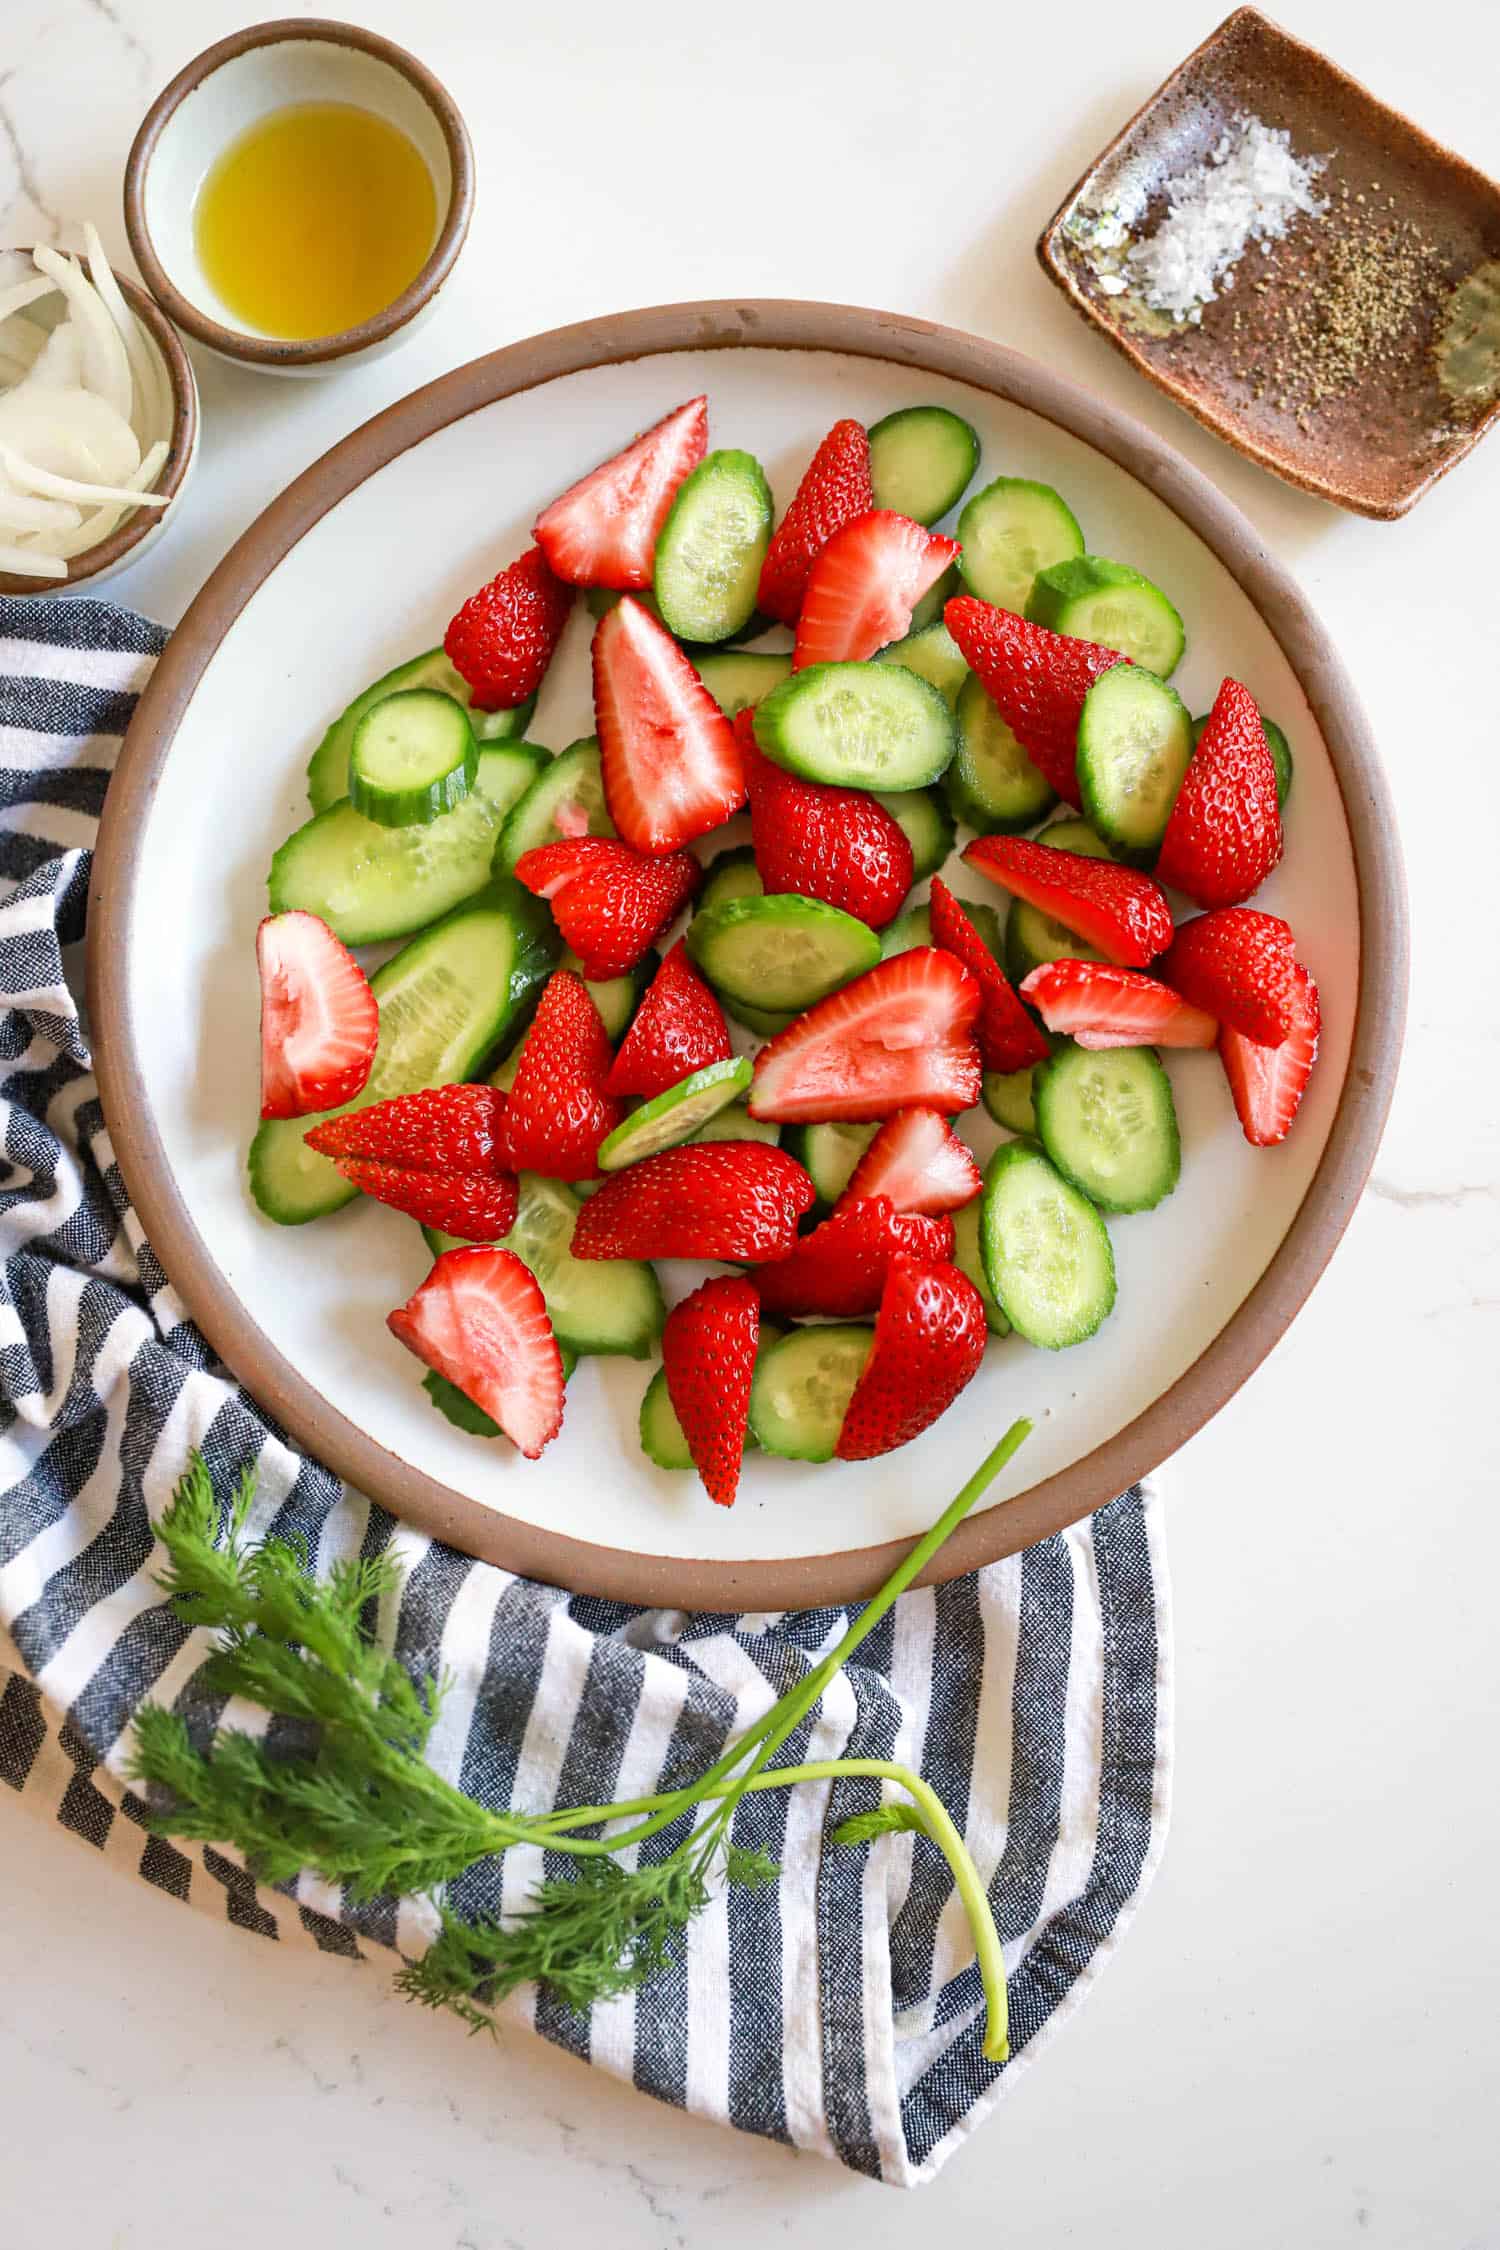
[{"x1": 1127, "y1": 118, "x2": 1327, "y2": 324}]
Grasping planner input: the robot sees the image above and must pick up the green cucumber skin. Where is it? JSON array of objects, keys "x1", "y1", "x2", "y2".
[
  {"x1": 1026, "y1": 555, "x2": 1186, "y2": 679},
  {"x1": 979, "y1": 1140, "x2": 1116, "y2": 1351},
  {"x1": 425, "y1": 1173, "x2": 663, "y2": 1357},
  {"x1": 687, "y1": 894, "x2": 882, "y2": 1013},
  {"x1": 907, "y1": 560, "x2": 962, "y2": 632},
  {"x1": 653, "y1": 450, "x2": 773, "y2": 645},
  {"x1": 872, "y1": 620, "x2": 968, "y2": 710},
  {"x1": 951, "y1": 1198, "x2": 1010, "y2": 1337},
  {"x1": 1001, "y1": 817, "x2": 1114, "y2": 984},
  {"x1": 1033, "y1": 1044, "x2": 1181, "y2": 1216},
  {"x1": 1192, "y1": 708, "x2": 1293, "y2": 809},
  {"x1": 695, "y1": 844, "x2": 764, "y2": 917},
  {"x1": 722, "y1": 994, "x2": 797, "y2": 1039},
  {"x1": 639, "y1": 1366, "x2": 694, "y2": 1470},
  {"x1": 1076, "y1": 667, "x2": 1194, "y2": 863},
  {"x1": 307, "y1": 648, "x2": 536, "y2": 814},
  {"x1": 691, "y1": 1100, "x2": 780, "y2": 1147},
  {"x1": 748, "y1": 1324, "x2": 875, "y2": 1462},
  {"x1": 560, "y1": 948, "x2": 657, "y2": 1043},
  {"x1": 982, "y1": 1062, "x2": 1042, "y2": 1137},
  {"x1": 877, "y1": 787, "x2": 955, "y2": 882},
  {"x1": 249, "y1": 879, "x2": 558, "y2": 1227},
  {"x1": 753, "y1": 663, "x2": 956, "y2": 792},
  {"x1": 781, "y1": 1120, "x2": 878, "y2": 1207},
  {"x1": 693, "y1": 649, "x2": 793, "y2": 717},
  {"x1": 866, "y1": 406, "x2": 980, "y2": 525},
  {"x1": 956, "y1": 477, "x2": 1084, "y2": 616},
  {"x1": 494, "y1": 739, "x2": 614, "y2": 873},
  {"x1": 944, "y1": 671, "x2": 1056, "y2": 835},
  {"x1": 270, "y1": 742, "x2": 548, "y2": 946},
  {"x1": 881, "y1": 895, "x2": 1004, "y2": 964},
  {"x1": 347, "y1": 689, "x2": 479, "y2": 829},
  {"x1": 596, "y1": 1058, "x2": 752, "y2": 1170}
]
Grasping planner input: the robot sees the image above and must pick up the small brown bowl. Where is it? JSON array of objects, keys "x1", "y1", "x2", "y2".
[
  {"x1": 123, "y1": 19, "x2": 474, "y2": 377},
  {"x1": 1037, "y1": 7, "x2": 1500, "y2": 518},
  {"x1": 0, "y1": 255, "x2": 198, "y2": 598}
]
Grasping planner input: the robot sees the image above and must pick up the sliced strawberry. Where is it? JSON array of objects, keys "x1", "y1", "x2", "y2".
[
  {"x1": 757, "y1": 418, "x2": 874, "y2": 627},
  {"x1": 257, "y1": 911, "x2": 377, "y2": 1120},
  {"x1": 533, "y1": 395, "x2": 708, "y2": 589},
  {"x1": 388, "y1": 1246, "x2": 563, "y2": 1457},
  {"x1": 835, "y1": 1257, "x2": 987, "y2": 1462},
  {"x1": 442, "y1": 546, "x2": 573, "y2": 712},
  {"x1": 335, "y1": 1161, "x2": 518, "y2": 1240},
  {"x1": 498, "y1": 969, "x2": 623, "y2": 1180},
  {"x1": 1157, "y1": 677, "x2": 1282, "y2": 908},
  {"x1": 755, "y1": 1197, "x2": 955, "y2": 1318},
  {"x1": 1218, "y1": 964, "x2": 1320, "y2": 1147},
  {"x1": 749, "y1": 948, "x2": 981, "y2": 1124},
  {"x1": 927, "y1": 876, "x2": 1050, "y2": 1073},
  {"x1": 794, "y1": 511, "x2": 960, "y2": 669},
  {"x1": 740, "y1": 716, "x2": 912, "y2": 929},
  {"x1": 944, "y1": 597, "x2": 1126, "y2": 805},
  {"x1": 1161, "y1": 909, "x2": 1300, "y2": 1047},
  {"x1": 593, "y1": 597, "x2": 746, "y2": 853},
  {"x1": 514, "y1": 837, "x2": 701, "y2": 978},
  {"x1": 962, "y1": 833, "x2": 1173, "y2": 968},
  {"x1": 606, "y1": 939, "x2": 730, "y2": 1099},
  {"x1": 1019, "y1": 961, "x2": 1218, "y2": 1050},
  {"x1": 661, "y1": 1275, "x2": 760, "y2": 1506},
  {"x1": 572, "y1": 1142, "x2": 815, "y2": 1263},
  {"x1": 305, "y1": 1084, "x2": 510, "y2": 1169},
  {"x1": 845, "y1": 1109, "x2": 982, "y2": 1216}
]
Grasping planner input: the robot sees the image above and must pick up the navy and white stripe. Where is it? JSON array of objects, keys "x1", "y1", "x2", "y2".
[{"x1": 0, "y1": 598, "x2": 1171, "y2": 2187}]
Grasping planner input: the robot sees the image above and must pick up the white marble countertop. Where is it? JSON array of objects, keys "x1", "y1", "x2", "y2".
[{"x1": 3, "y1": 1, "x2": 1498, "y2": 2240}]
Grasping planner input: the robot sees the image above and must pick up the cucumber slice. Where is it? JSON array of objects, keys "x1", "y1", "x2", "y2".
[
  {"x1": 754, "y1": 663, "x2": 955, "y2": 792},
  {"x1": 880, "y1": 895, "x2": 1004, "y2": 962},
  {"x1": 690, "y1": 1098, "x2": 780, "y2": 1147},
  {"x1": 639, "y1": 1365, "x2": 694, "y2": 1470},
  {"x1": 1077, "y1": 665, "x2": 1193, "y2": 860},
  {"x1": 781, "y1": 1119, "x2": 878, "y2": 1206},
  {"x1": 748, "y1": 1324, "x2": 875, "y2": 1461},
  {"x1": 597, "y1": 1058, "x2": 753, "y2": 1170},
  {"x1": 653, "y1": 449, "x2": 773, "y2": 644},
  {"x1": 696, "y1": 843, "x2": 764, "y2": 916},
  {"x1": 348, "y1": 689, "x2": 478, "y2": 828},
  {"x1": 944, "y1": 671, "x2": 1057, "y2": 834},
  {"x1": 1002, "y1": 816, "x2": 1113, "y2": 983},
  {"x1": 867, "y1": 406, "x2": 980, "y2": 525},
  {"x1": 877, "y1": 785, "x2": 955, "y2": 883},
  {"x1": 306, "y1": 647, "x2": 536, "y2": 815},
  {"x1": 908, "y1": 559, "x2": 962, "y2": 632},
  {"x1": 693, "y1": 647, "x2": 793, "y2": 716},
  {"x1": 983, "y1": 1062, "x2": 1042, "y2": 1137},
  {"x1": 426, "y1": 1172, "x2": 663, "y2": 1356},
  {"x1": 874, "y1": 619, "x2": 968, "y2": 711},
  {"x1": 956, "y1": 478, "x2": 1084, "y2": 615},
  {"x1": 270, "y1": 742, "x2": 548, "y2": 946},
  {"x1": 724, "y1": 996, "x2": 797, "y2": 1038},
  {"x1": 1027, "y1": 556, "x2": 1185, "y2": 678},
  {"x1": 980, "y1": 1140, "x2": 1116, "y2": 1350},
  {"x1": 587, "y1": 585, "x2": 665, "y2": 625},
  {"x1": 561, "y1": 947, "x2": 657, "y2": 1042},
  {"x1": 425, "y1": 1353, "x2": 578, "y2": 1438},
  {"x1": 1192, "y1": 708, "x2": 1293, "y2": 809},
  {"x1": 494, "y1": 739, "x2": 614, "y2": 872},
  {"x1": 687, "y1": 894, "x2": 881, "y2": 1013},
  {"x1": 952, "y1": 1199, "x2": 1010, "y2": 1337},
  {"x1": 249, "y1": 879, "x2": 556, "y2": 1226},
  {"x1": 1033, "y1": 1043, "x2": 1180, "y2": 1215}
]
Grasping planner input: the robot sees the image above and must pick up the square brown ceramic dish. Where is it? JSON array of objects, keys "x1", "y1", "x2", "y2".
[{"x1": 1037, "y1": 7, "x2": 1500, "y2": 518}]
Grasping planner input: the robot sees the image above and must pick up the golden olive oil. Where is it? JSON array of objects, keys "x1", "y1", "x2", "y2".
[{"x1": 194, "y1": 102, "x2": 438, "y2": 341}]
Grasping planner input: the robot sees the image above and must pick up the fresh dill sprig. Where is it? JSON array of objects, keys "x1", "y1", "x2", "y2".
[{"x1": 130, "y1": 1421, "x2": 1032, "y2": 2061}]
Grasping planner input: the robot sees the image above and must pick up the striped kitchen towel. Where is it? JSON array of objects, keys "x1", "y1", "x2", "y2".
[{"x1": 0, "y1": 597, "x2": 1171, "y2": 2187}]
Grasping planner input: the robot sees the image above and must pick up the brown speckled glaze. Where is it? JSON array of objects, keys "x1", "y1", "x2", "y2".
[{"x1": 1038, "y1": 7, "x2": 1500, "y2": 518}]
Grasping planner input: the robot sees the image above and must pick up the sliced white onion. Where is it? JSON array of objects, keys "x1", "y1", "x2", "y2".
[
  {"x1": 0, "y1": 484, "x2": 81, "y2": 534},
  {"x1": 32, "y1": 246, "x2": 132, "y2": 425},
  {"x1": 0, "y1": 385, "x2": 140, "y2": 484},
  {"x1": 0, "y1": 435, "x2": 168, "y2": 510},
  {"x1": 82, "y1": 223, "x2": 166, "y2": 448},
  {"x1": 40, "y1": 439, "x2": 168, "y2": 559},
  {"x1": 0, "y1": 350, "x2": 31, "y2": 387},
  {"x1": 18, "y1": 318, "x2": 84, "y2": 392},
  {"x1": 1, "y1": 313, "x2": 49, "y2": 368},
  {"x1": 0, "y1": 541, "x2": 67, "y2": 580},
  {"x1": 0, "y1": 275, "x2": 56, "y2": 328}
]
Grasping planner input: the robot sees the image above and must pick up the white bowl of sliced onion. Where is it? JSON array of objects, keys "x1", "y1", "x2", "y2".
[{"x1": 0, "y1": 228, "x2": 198, "y2": 596}]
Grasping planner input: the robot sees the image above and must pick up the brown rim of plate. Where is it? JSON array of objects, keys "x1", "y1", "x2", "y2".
[
  {"x1": 122, "y1": 18, "x2": 475, "y2": 370},
  {"x1": 0, "y1": 262, "x2": 198, "y2": 599},
  {"x1": 86, "y1": 299, "x2": 1409, "y2": 1610}
]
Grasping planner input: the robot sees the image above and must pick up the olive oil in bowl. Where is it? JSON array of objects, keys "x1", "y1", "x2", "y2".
[{"x1": 194, "y1": 102, "x2": 438, "y2": 341}]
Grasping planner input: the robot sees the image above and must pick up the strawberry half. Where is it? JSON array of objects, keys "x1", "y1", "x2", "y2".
[
  {"x1": 335, "y1": 1161, "x2": 518, "y2": 1241},
  {"x1": 845, "y1": 1109, "x2": 982, "y2": 1215},
  {"x1": 572, "y1": 1142, "x2": 816, "y2": 1264},
  {"x1": 1157, "y1": 677, "x2": 1282, "y2": 908},
  {"x1": 257, "y1": 910, "x2": 377, "y2": 1120},
  {"x1": 835, "y1": 1256, "x2": 987, "y2": 1462},
  {"x1": 1218, "y1": 964, "x2": 1321, "y2": 1147},
  {"x1": 755, "y1": 1196, "x2": 955, "y2": 1318},
  {"x1": 928, "y1": 876, "x2": 1050, "y2": 1073},
  {"x1": 305, "y1": 1084, "x2": 510, "y2": 1169},
  {"x1": 944, "y1": 597, "x2": 1126, "y2": 806},
  {"x1": 499, "y1": 969, "x2": 623, "y2": 1180},
  {"x1": 757, "y1": 418, "x2": 874, "y2": 627},
  {"x1": 443, "y1": 546, "x2": 573, "y2": 711},
  {"x1": 1161, "y1": 909, "x2": 1300, "y2": 1047},
  {"x1": 388, "y1": 1246, "x2": 564, "y2": 1458},
  {"x1": 593, "y1": 597, "x2": 746, "y2": 853},
  {"x1": 606, "y1": 939, "x2": 731, "y2": 1099},
  {"x1": 749, "y1": 948, "x2": 982, "y2": 1124},
  {"x1": 514, "y1": 837, "x2": 701, "y2": 978},
  {"x1": 740, "y1": 717, "x2": 912, "y2": 930},
  {"x1": 962, "y1": 833, "x2": 1173, "y2": 968},
  {"x1": 1019, "y1": 961, "x2": 1218, "y2": 1050},
  {"x1": 794, "y1": 511, "x2": 960, "y2": 669},
  {"x1": 661, "y1": 1275, "x2": 760, "y2": 1507},
  {"x1": 533, "y1": 395, "x2": 708, "y2": 589}
]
